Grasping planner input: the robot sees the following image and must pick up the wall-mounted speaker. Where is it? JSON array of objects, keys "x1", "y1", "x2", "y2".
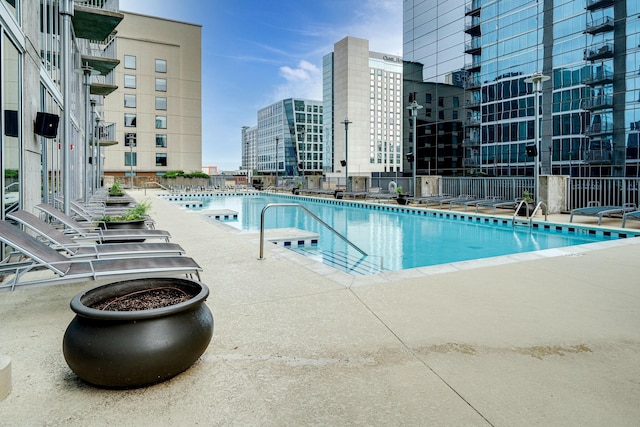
[
  {"x1": 35, "y1": 112, "x2": 59, "y2": 139},
  {"x1": 525, "y1": 144, "x2": 538, "y2": 157},
  {"x1": 4, "y1": 110, "x2": 18, "y2": 137},
  {"x1": 340, "y1": 160, "x2": 347, "y2": 167}
]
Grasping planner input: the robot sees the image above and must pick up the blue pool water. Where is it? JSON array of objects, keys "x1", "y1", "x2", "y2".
[{"x1": 194, "y1": 194, "x2": 623, "y2": 273}]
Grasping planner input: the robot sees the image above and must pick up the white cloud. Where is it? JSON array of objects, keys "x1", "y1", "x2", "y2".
[{"x1": 272, "y1": 60, "x2": 322, "y2": 101}]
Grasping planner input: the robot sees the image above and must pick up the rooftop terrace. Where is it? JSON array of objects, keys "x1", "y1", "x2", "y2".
[{"x1": 1, "y1": 189, "x2": 639, "y2": 425}]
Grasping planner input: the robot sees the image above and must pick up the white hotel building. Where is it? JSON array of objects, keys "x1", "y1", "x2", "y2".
[{"x1": 323, "y1": 36, "x2": 404, "y2": 179}]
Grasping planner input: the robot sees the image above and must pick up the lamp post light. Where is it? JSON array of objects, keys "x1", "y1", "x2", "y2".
[
  {"x1": 406, "y1": 100, "x2": 423, "y2": 197},
  {"x1": 524, "y1": 72, "x2": 550, "y2": 204},
  {"x1": 275, "y1": 136, "x2": 279, "y2": 189},
  {"x1": 341, "y1": 118, "x2": 352, "y2": 192}
]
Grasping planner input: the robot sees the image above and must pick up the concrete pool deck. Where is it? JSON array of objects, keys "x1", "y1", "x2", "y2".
[{"x1": 1, "y1": 189, "x2": 639, "y2": 426}]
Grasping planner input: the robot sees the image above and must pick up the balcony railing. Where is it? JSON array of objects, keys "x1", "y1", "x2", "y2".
[
  {"x1": 76, "y1": 0, "x2": 120, "y2": 11},
  {"x1": 584, "y1": 43, "x2": 614, "y2": 61},
  {"x1": 586, "y1": 16, "x2": 614, "y2": 35},
  {"x1": 585, "y1": 121, "x2": 614, "y2": 136},
  {"x1": 586, "y1": 0, "x2": 614, "y2": 11},
  {"x1": 582, "y1": 95, "x2": 613, "y2": 111},
  {"x1": 464, "y1": 118, "x2": 481, "y2": 127},
  {"x1": 464, "y1": 77, "x2": 481, "y2": 90},
  {"x1": 584, "y1": 68, "x2": 613, "y2": 85}
]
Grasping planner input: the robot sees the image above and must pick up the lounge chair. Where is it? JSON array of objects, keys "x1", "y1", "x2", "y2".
[
  {"x1": 0, "y1": 221, "x2": 201, "y2": 290},
  {"x1": 35, "y1": 203, "x2": 171, "y2": 243},
  {"x1": 407, "y1": 194, "x2": 452, "y2": 206},
  {"x1": 569, "y1": 201, "x2": 637, "y2": 225},
  {"x1": 438, "y1": 195, "x2": 476, "y2": 209},
  {"x1": 8, "y1": 210, "x2": 185, "y2": 258},
  {"x1": 474, "y1": 198, "x2": 521, "y2": 214},
  {"x1": 621, "y1": 209, "x2": 640, "y2": 228},
  {"x1": 448, "y1": 196, "x2": 499, "y2": 211}
]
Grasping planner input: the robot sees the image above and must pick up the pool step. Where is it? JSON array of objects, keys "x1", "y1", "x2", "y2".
[
  {"x1": 290, "y1": 247, "x2": 385, "y2": 275},
  {"x1": 202, "y1": 209, "x2": 239, "y2": 221}
]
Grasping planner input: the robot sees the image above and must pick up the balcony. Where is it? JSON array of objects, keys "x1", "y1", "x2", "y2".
[
  {"x1": 585, "y1": 121, "x2": 613, "y2": 136},
  {"x1": 73, "y1": 1, "x2": 124, "y2": 42},
  {"x1": 584, "y1": 43, "x2": 614, "y2": 61},
  {"x1": 585, "y1": 16, "x2": 614, "y2": 35},
  {"x1": 464, "y1": 19, "x2": 481, "y2": 37},
  {"x1": 94, "y1": 122, "x2": 118, "y2": 146},
  {"x1": 465, "y1": 0, "x2": 481, "y2": 17},
  {"x1": 582, "y1": 95, "x2": 613, "y2": 111},
  {"x1": 464, "y1": 118, "x2": 481, "y2": 127},
  {"x1": 463, "y1": 135, "x2": 480, "y2": 146},
  {"x1": 464, "y1": 40, "x2": 481, "y2": 55},
  {"x1": 464, "y1": 77, "x2": 481, "y2": 90},
  {"x1": 463, "y1": 60, "x2": 481, "y2": 72},
  {"x1": 586, "y1": 0, "x2": 614, "y2": 11},
  {"x1": 76, "y1": 35, "x2": 119, "y2": 96},
  {"x1": 584, "y1": 68, "x2": 614, "y2": 85},
  {"x1": 465, "y1": 99, "x2": 481, "y2": 110},
  {"x1": 463, "y1": 158, "x2": 479, "y2": 167}
]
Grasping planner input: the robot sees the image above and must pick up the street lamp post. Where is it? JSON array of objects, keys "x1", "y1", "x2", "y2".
[
  {"x1": 275, "y1": 136, "x2": 279, "y2": 189},
  {"x1": 406, "y1": 100, "x2": 423, "y2": 197},
  {"x1": 524, "y1": 72, "x2": 550, "y2": 203},
  {"x1": 341, "y1": 118, "x2": 352, "y2": 192}
]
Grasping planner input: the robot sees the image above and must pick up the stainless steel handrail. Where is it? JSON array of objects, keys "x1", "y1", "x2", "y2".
[{"x1": 258, "y1": 203, "x2": 367, "y2": 260}]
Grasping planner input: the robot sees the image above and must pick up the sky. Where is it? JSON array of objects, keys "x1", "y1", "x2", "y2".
[{"x1": 118, "y1": 0, "x2": 402, "y2": 171}]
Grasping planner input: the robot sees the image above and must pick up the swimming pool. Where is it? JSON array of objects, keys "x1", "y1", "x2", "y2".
[{"x1": 185, "y1": 193, "x2": 636, "y2": 274}]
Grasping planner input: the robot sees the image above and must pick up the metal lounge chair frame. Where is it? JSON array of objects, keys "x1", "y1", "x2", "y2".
[
  {"x1": 569, "y1": 201, "x2": 637, "y2": 225},
  {"x1": 0, "y1": 221, "x2": 201, "y2": 290},
  {"x1": 7, "y1": 210, "x2": 185, "y2": 258},
  {"x1": 474, "y1": 198, "x2": 521, "y2": 214},
  {"x1": 35, "y1": 204, "x2": 171, "y2": 243},
  {"x1": 621, "y1": 209, "x2": 640, "y2": 228}
]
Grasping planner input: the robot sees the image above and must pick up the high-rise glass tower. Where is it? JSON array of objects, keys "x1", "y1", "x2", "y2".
[{"x1": 404, "y1": 0, "x2": 640, "y2": 177}]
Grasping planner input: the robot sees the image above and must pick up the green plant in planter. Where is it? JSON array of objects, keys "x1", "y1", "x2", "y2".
[
  {"x1": 109, "y1": 182, "x2": 124, "y2": 196},
  {"x1": 100, "y1": 200, "x2": 151, "y2": 222},
  {"x1": 522, "y1": 190, "x2": 534, "y2": 203},
  {"x1": 396, "y1": 186, "x2": 404, "y2": 195}
]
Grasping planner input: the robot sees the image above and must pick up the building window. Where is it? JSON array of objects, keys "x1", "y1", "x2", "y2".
[
  {"x1": 124, "y1": 74, "x2": 136, "y2": 89},
  {"x1": 124, "y1": 113, "x2": 137, "y2": 127},
  {"x1": 155, "y1": 78, "x2": 167, "y2": 92},
  {"x1": 124, "y1": 132, "x2": 136, "y2": 147},
  {"x1": 156, "y1": 153, "x2": 167, "y2": 166},
  {"x1": 155, "y1": 115, "x2": 167, "y2": 129},
  {"x1": 155, "y1": 97, "x2": 167, "y2": 110},
  {"x1": 124, "y1": 93, "x2": 136, "y2": 108},
  {"x1": 425, "y1": 93, "x2": 432, "y2": 103},
  {"x1": 155, "y1": 59, "x2": 167, "y2": 73},
  {"x1": 124, "y1": 152, "x2": 137, "y2": 166},
  {"x1": 156, "y1": 134, "x2": 167, "y2": 148},
  {"x1": 124, "y1": 55, "x2": 136, "y2": 69}
]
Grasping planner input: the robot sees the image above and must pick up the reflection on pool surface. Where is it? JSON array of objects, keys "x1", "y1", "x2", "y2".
[{"x1": 193, "y1": 194, "x2": 626, "y2": 274}]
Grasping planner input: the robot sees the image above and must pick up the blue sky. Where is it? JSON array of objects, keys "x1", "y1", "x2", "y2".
[{"x1": 119, "y1": 0, "x2": 402, "y2": 171}]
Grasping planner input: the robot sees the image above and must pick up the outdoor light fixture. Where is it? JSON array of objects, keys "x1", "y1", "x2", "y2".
[
  {"x1": 406, "y1": 100, "x2": 423, "y2": 196},
  {"x1": 524, "y1": 72, "x2": 550, "y2": 204},
  {"x1": 341, "y1": 118, "x2": 352, "y2": 192}
]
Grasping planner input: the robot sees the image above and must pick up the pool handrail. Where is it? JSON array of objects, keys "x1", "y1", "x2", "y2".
[{"x1": 258, "y1": 203, "x2": 367, "y2": 260}]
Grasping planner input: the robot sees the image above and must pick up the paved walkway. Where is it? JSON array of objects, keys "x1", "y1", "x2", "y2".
[{"x1": 1, "y1": 189, "x2": 639, "y2": 426}]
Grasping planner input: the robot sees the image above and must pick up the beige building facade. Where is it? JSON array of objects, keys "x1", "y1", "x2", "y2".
[
  {"x1": 323, "y1": 37, "x2": 403, "y2": 179},
  {"x1": 103, "y1": 12, "x2": 202, "y2": 180}
]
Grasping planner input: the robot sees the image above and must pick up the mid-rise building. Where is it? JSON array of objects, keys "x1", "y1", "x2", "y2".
[
  {"x1": 255, "y1": 98, "x2": 323, "y2": 177},
  {"x1": 322, "y1": 37, "x2": 404, "y2": 181},
  {"x1": 1, "y1": 1, "x2": 122, "y2": 216},
  {"x1": 404, "y1": 0, "x2": 640, "y2": 177},
  {"x1": 241, "y1": 125, "x2": 258, "y2": 174},
  {"x1": 102, "y1": 12, "x2": 202, "y2": 180}
]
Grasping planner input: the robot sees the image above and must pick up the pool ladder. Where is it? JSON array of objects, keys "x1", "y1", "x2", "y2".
[
  {"x1": 513, "y1": 200, "x2": 548, "y2": 228},
  {"x1": 258, "y1": 203, "x2": 370, "y2": 263}
]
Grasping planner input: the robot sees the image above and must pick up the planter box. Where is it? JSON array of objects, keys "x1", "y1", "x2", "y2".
[{"x1": 63, "y1": 277, "x2": 213, "y2": 388}]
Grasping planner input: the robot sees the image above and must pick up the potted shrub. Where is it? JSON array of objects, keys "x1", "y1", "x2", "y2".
[
  {"x1": 518, "y1": 190, "x2": 535, "y2": 216},
  {"x1": 395, "y1": 186, "x2": 409, "y2": 205},
  {"x1": 98, "y1": 200, "x2": 151, "y2": 230},
  {"x1": 108, "y1": 182, "x2": 125, "y2": 197},
  {"x1": 292, "y1": 183, "x2": 302, "y2": 195},
  {"x1": 63, "y1": 277, "x2": 214, "y2": 388}
]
